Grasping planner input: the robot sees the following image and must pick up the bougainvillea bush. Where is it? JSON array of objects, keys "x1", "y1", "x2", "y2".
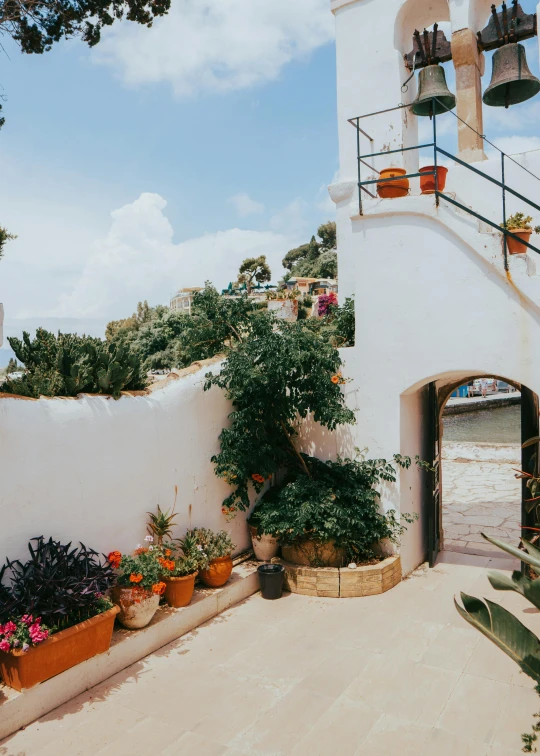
[{"x1": 317, "y1": 292, "x2": 338, "y2": 317}]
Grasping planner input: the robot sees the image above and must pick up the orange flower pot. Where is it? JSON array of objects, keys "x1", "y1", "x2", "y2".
[
  {"x1": 420, "y1": 165, "x2": 448, "y2": 194},
  {"x1": 507, "y1": 229, "x2": 532, "y2": 255},
  {"x1": 163, "y1": 572, "x2": 198, "y2": 608},
  {"x1": 0, "y1": 606, "x2": 119, "y2": 691},
  {"x1": 199, "y1": 556, "x2": 233, "y2": 588},
  {"x1": 377, "y1": 168, "x2": 409, "y2": 199}
]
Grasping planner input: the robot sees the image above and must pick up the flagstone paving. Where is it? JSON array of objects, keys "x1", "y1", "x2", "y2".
[
  {"x1": 1, "y1": 552, "x2": 537, "y2": 755},
  {"x1": 442, "y1": 443, "x2": 522, "y2": 557}
]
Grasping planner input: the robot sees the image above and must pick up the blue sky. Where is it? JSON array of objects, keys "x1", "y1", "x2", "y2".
[{"x1": 1, "y1": 0, "x2": 540, "y2": 348}]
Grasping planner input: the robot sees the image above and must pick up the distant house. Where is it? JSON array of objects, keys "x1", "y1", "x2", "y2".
[
  {"x1": 285, "y1": 277, "x2": 338, "y2": 296},
  {"x1": 170, "y1": 287, "x2": 203, "y2": 314}
]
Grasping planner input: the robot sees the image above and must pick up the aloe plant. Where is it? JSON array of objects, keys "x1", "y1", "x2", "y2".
[{"x1": 456, "y1": 533, "x2": 540, "y2": 751}]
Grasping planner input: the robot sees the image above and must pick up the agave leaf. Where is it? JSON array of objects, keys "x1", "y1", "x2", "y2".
[
  {"x1": 488, "y1": 569, "x2": 540, "y2": 610},
  {"x1": 523, "y1": 436, "x2": 540, "y2": 449},
  {"x1": 482, "y1": 533, "x2": 540, "y2": 570},
  {"x1": 456, "y1": 593, "x2": 540, "y2": 684},
  {"x1": 522, "y1": 539, "x2": 540, "y2": 565}
]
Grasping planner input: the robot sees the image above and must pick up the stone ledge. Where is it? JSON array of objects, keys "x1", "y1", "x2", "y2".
[
  {"x1": 272, "y1": 556, "x2": 401, "y2": 598},
  {"x1": 0, "y1": 562, "x2": 259, "y2": 741}
]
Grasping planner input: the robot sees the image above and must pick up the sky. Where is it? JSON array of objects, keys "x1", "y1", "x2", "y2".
[{"x1": 1, "y1": 0, "x2": 540, "y2": 350}]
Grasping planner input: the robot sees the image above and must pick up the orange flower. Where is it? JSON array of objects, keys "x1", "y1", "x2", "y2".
[
  {"x1": 165, "y1": 549, "x2": 172, "y2": 557},
  {"x1": 129, "y1": 573, "x2": 143, "y2": 583},
  {"x1": 251, "y1": 473, "x2": 265, "y2": 484},
  {"x1": 133, "y1": 547, "x2": 148, "y2": 556},
  {"x1": 107, "y1": 551, "x2": 122, "y2": 569},
  {"x1": 331, "y1": 375, "x2": 340, "y2": 384},
  {"x1": 152, "y1": 582, "x2": 166, "y2": 596},
  {"x1": 158, "y1": 557, "x2": 175, "y2": 571}
]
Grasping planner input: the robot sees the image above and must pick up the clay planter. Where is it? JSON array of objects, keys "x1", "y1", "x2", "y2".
[
  {"x1": 377, "y1": 168, "x2": 409, "y2": 199},
  {"x1": 199, "y1": 555, "x2": 233, "y2": 588},
  {"x1": 507, "y1": 229, "x2": 532, "y2": 255},
  {"x1": 420, "y1": 165, "x2": 448, "y2": 194},
  {"x1": 111, "y1": 586, "x2": 160, "y2": 629},
  {"x1": 248, "y1": 524, "x2": 279, "y2": 562},
  {"x1": 0, "y1": 606, "x2": 119, "y2": 691},
  {"x1": 163, "y1": 572, "x2": 198, "y2": 608},
  {"x1": 281, "y1": 540, "x2": 346, "y2": 568}
]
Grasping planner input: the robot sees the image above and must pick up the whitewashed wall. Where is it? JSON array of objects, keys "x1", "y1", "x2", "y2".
[{"x1": 0, "y1": 359, "x2": 254, "y2": 565}]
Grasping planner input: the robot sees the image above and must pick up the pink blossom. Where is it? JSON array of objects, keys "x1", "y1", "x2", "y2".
[
  {"x1": 0, "y1": 640, "x2": 10, "y2": 652},
  {"x1": 3, "y1": 621, "x2": 16, "y2": 637},
  {"x1": 21, "y1": 615, "x2": 34, "y2": 626}
]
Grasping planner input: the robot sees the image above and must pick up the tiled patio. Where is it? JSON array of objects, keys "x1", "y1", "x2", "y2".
[{"x1": 1, "y1": 552, "x2": 538, "y2": 755}]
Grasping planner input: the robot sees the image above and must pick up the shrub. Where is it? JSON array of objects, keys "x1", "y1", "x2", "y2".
[
  {"x1": 185, "y1": 528, "x2": 236, "y2": 560},
  {"x1": 318, "y1": 292, "x2": 338, "y2": 317},
  {"x1": 160, "y1": 533, "x2": 209, "y2": 577},
  {"x1": 330, "y1": 296, "x2": 355, "y2": 347},
  {"x1": 0, "y1": 537, "x2": 116, "y2": 629},
  {"x1": 1, "y1": 329, "x2": 147, "y2": 399}
]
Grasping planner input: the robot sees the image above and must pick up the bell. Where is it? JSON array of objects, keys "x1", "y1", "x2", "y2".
[
  {"x1": 410, "y1": 64, "x2": 456, "y2": 117},
  {"x1": 483, "y1": 43, "x2": 540, "y2": 108}
]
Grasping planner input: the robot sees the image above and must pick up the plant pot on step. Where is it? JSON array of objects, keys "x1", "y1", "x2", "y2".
[
  {"x1": 163, "y1": 572, "x2": 198, "y2": 608},
  {"x1": 199, "y1": 555, "x2": 233, "y2": 588},
  {"x1": 282, "y1": 540, "x2": 346, "y2": 568},
  {"x1": 248, "y1": 524, "x2": 279, "y2": 561},
  {"x1": 111, "y1": 586, "x2": 160, "y2": 629},
  {"x1": 377, "y1": 168, "x2": 409, "y2": 199},
  {"x1": 0, "y1": 606, "x2": 120, "y2": 691},
  {"x1": 420, "y1": 165, "x2": 448, "y2": 194},
  {"x1": 507, "y1": 229, "x2": 532, "y2": 255}
]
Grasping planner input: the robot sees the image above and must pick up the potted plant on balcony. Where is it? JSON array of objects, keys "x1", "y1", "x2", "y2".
[
  {"x1": 158, "y1": 533, "x2": 208, "y2": 608},
  {"x1": 0, "y1": 536, "x2": 118, "y2": 691},
  {"x1": 109, "y1": 541, "x2": 165, "y2": 629},
  {"x1": 186, "y1": 528, "x2": 236, "y2": 588},
  {"x1": 501, "y1": 212, "x2": 540, "y2": 255}
]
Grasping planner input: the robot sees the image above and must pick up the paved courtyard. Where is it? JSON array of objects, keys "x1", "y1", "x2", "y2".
[
  {"x1": 442, "y1": 442, "x2": 522, "y2": 557},
  {"x1": 1, "y1": 552, "x2": 537, "y2": 755}
]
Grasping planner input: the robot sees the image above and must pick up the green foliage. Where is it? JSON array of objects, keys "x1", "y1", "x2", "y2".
[
  {"x1": 502, "y1": 212, "x2": 540, "y2": 234},
  {"x1": 115, "y1": 549, "x2": 162, "y2": 592},
  {"x1": 0, "y1": 226, "x2": 16, "y2": 259},
  {"x1": 456, "y1": 534, "x2": 540, "y2": 751},
  {"x1": 185, "y1": 528, "x2": 236, "y2": 560},
  {"x1": 252, "y1": 454, "x2": 413, "y2": 563},
  {"x1": 167, "y1": 532, "x2": 210, "y2": 576},
  {"x1": 0, "y1": 0, "x2": 171, "y2": 54},
  {"x1": 147, "y1": 505, "x2": 178, "y2": 546},
  {"x1": 322, "y1": 296, "x2": 355, "y2": 347},
  {"x1": 237, "y1": 255, "x2": 271, "y2": 294},
  {"x1": 205, "y1": 313, "x2": 356, "y2": 513},
  {"x1": 282, "y1": 222, "x2": 337, "y2": 279},
  {"x1": 5, "y1": 357, "x2": 19, "y2": 374},
  {"x1": 0, "y1": 328, "x2": 147, "y2": 399}
]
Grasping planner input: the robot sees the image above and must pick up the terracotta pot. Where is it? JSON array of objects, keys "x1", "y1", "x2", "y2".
[
  {"x1": 199, "y1": 555, "x2": 233, "y2": 588},
  {"x1": 377, "y1": 168, "x2": 409, "y2": 199},
  {"x1": 111, "y1": 586, "x2": 160, "y2": 629},
  {"x1": 282, "y1": 540, "x2": 346, "y2": 568},
  {"x1": 0, "y1": 606, "x2": 119, "y2": 691},
  {"x1": 420, "y1": 165, "x2": 448, "y2": 194},
  {"x1": 248, "y1": 524, "x2": 280, "y2": 562},
  {"x1": 163, "y1": 572, "x2": 197, "y2": 608},
  {"x1": 507, "y1": 228, "x2": 532, "y2": 255}
]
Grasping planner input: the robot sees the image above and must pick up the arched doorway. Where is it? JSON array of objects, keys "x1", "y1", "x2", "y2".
[{"x1": 424, "y1": 377, "x2": 539, "y2": 566}]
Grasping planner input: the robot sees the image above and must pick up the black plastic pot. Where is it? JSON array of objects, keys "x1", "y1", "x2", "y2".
[{"x1": 257, "y1": 564, "x2": 285, "y2": 600}]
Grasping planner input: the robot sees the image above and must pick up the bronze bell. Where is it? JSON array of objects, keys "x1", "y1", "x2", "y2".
[
  {"x1": 483, "y1": 43, "x2": 540, "y2": 108},
  {"x1": 410, "y1": 64, "x2": 456, "y2": 117}
]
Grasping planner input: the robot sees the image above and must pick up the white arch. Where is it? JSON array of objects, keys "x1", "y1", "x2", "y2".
[{"x1": 394, "y1": 0, "x2": 451, "y2": 54}]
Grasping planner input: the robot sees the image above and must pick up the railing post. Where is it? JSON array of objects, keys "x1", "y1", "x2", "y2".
[
  {"x1": 432, "y1": 98, "x2": 439, "y2": 207},
  {"x1": 501, "y1": 151, "x2": 508, "y2": 270},
  {"x1": 357, "y1": 118, "x2": 363, "y2": 216}
]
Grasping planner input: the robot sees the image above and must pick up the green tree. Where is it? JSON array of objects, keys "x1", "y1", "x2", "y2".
[
  {"x1": 282, "y1": 221, "x2": 337, "y2": 280},
  {"x1": 237, "y1": 255, "x2": 271, "y2": 294},
  {"x1": 5, "y1": 357, "x2": 19, "y2": 373},
  {"x1": 0, "y1": 226, "x2": 16, "y2": 259}
]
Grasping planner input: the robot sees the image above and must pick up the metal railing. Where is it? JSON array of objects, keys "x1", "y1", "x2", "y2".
[{"x1": 349, "y1": 98, "x2": 540, "y2": 269}]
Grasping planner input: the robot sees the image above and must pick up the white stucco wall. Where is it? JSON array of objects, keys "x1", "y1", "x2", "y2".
[{"x1": 0, "y1": 360, "x2": 253, "y2": 565}]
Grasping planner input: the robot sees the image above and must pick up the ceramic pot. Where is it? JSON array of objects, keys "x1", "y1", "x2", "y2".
[
  {"x1": 111, "y1": 586, "x2": 160, "y2": 629},
  {"x1": 377, "y1": 168, "x2": 409, "y2": 199},
  {"x1": 420, "y1": 165, "x2": 448, "y2": 194},
  {"x1": 0, "y1": 606, "x2": 119, "y2": 691},
  {"x1": 163, "y1": 572, "x2": 197, "y2": 608},
  {"x1": 248, "y1": 524, "x2": 279, "y2": 562},
  {"x1": 199, "y1": 556, "x2": 233, "y2": 588},
  {"x1": 507, "y1": 229, "x2": 532, "y2": 255},
  {"x1": 282, "y1": 540, "x2": 346, "y2": 568}
]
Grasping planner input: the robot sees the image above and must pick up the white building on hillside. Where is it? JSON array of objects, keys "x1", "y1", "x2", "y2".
[
  {"x1": 170, "y1": 287, "x2": 203, "y2": 314},
  {"x1": 328, "y1": 0, "x2": 540, "y2": 575}
]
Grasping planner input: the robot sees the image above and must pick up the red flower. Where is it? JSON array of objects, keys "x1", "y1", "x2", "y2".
[{"x1": 251, "y1": 473, "x2": 265, "y2": 484}]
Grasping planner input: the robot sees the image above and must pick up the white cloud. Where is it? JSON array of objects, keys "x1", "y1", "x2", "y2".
[
  {"x1": 46, "y1": 193, "x2": 301, "y2": 319},
  {"x1": 270, "y1": 197, "x2": 310, "y2": 236},
  {"x1": 485, "y1": 135, "x2": 540, "y2": 159},
  {"x1": 228, "y1": 192, "x2": 265, "y2": 217},
  {"x1": 93, "y1": 0, "x2": 334, "y2": 96}
]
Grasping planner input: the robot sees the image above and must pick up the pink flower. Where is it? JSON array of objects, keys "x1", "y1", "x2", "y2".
[
  {"x1": 0, "y1": 640, "x2": 10, "y2": 652},
  {"x1": 3, "y1": 621, "x2": 16, "y2": 637},
  {"x1": 21, "y1": 615, "x2": 34, "y2": 626}
]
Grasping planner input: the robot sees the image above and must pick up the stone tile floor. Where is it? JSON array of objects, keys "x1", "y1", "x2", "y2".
[
  {"x1": 442, "y1": 443, "x2": 522, "y2": 557},
  {"x1": 1, "y1": 552, "x2": 538, "y2": 755}
]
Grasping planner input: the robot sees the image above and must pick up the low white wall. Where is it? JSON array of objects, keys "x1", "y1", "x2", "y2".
[{"x1": 0, "y1": 359, "x2": 253, "y2": 565}]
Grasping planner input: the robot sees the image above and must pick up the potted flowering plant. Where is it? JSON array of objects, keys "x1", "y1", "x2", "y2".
[
  {"x1": 158, "y1": 533, "x2": 208, "y2": 608},
  {"x1": 186, "y1": 528, "x2": 236, "y2": 588},
  {"x1": 109, "y1": 538, "x2": 165, "y2": 629},
  {"x1": 501, "y1": 212, "x2": 540, "y2": 255},
  {"x1": 0, "y1": 536, "x2": 118, "y2": 691}
]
